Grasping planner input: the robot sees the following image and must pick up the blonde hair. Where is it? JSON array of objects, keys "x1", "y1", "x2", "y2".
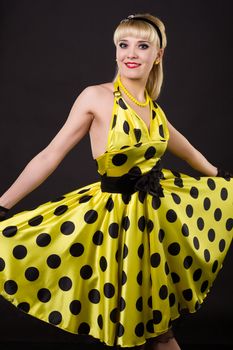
[{"x1": 113, "y1": 13, "x2": 167, "y2": 100}]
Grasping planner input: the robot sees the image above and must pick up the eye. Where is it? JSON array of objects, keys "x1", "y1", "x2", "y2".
[
  {"x1": 139, "y1": 43, "x2": 149, "y2": 49},
  {"x1": 119, "y1": 42, "x2": 127, "y2": 48}
]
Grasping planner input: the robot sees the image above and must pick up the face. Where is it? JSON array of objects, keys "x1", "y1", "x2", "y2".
[{"x1": 116, "y1": 36, "x2": 163, "y2": 80}]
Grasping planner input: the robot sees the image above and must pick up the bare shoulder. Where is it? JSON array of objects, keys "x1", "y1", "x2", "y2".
[{"x1": 79, "y1": 82, "x2": 114, "y2": 114}]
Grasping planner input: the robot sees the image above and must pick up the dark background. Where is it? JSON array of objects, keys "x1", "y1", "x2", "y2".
[{"x1": 0, "y1": 0, "x2": 232, "y2": 348}]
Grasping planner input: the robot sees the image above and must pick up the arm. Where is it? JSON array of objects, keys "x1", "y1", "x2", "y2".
[
  {"x1": 0, "y1": 86, "x2": 97, "y2": 209},
  {"x1": 167, "y1": 120, "x2": 218, "y2": 176}
]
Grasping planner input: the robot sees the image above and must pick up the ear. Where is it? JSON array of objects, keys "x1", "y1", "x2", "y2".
[{"x1": 157, "y1": 48, "x2": 164, "y2": 60}]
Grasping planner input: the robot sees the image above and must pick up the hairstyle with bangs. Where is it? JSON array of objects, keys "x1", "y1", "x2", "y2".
[{"x1": 113, "y1": 13, "x2": 167, "y2": 100}]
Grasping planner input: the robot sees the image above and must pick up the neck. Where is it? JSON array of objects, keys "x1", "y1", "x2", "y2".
[{"x1": 119, "y1": 74, "x2": 148, "y2": 101}]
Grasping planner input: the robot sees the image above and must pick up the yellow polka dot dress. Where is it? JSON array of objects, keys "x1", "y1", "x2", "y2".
[{"x1": 0, "y1": 79, "x2": 232, "y2": 348}]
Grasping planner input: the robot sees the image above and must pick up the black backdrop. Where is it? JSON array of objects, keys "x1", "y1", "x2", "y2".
[{"x1": 0, "y1": 0, "x2": 232, "y2": 347}]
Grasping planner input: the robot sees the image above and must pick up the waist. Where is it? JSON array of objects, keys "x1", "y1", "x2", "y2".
[{"x1": 100, "y1": 160, "x2": 164, "y2": 197}]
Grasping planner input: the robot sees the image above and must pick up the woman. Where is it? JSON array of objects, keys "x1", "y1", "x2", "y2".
[{"x1": 0, "y1": 12, "x2": 232, "y2": 350}]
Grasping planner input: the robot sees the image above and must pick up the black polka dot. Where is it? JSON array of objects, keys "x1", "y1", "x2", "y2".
[
  {"x1": 138, "y1": 244, "x2": 144, "y2": 259},
  {"x1": 201, "y1": 280, "x2": 209, "y2": 293},
  {"x1": 197, "y1": 217, "x2": 204, "y2": 230},
  {"x1": 104, "y1": 283, "x2": 115, "y2": 298},
  {"x1": 17, "y1": 302, "x2": 30, "y2": 313},
  {"x1": 144, "y1": 146, "x2": 156, "y2": 159},
  {"x1": 78, "y1": 188, "x2": 90, "y2": 194},
  {"x1": 4, "y1": 280, "x2": 18, "y2": 295},
  {"x1": 97, "y1": 314, "x2": 103, "y2": 329},
  {"x1": 49, "y1": 311, "x2": 62, "y2": 325},
  {"x1": 136, "y1": 296, "x2": 143, "y2": 311},
  {"x1": 13, "y1": 245, "x2": 27, "y2": 259},
  {"x1": 70, "y1": 300, "x2": 81, "y2": 315},
  {"x1": 100, "y1": 256, "x2": 107, "y2": 271},
  {"x1": 138, "y1": 216, "x2": 146, "y2": 231},
  {"x1": 121, "y1": 271, "x2": 127, "y2": 285},
  {"x1": 36, "y1": 233, "x2": 51, "y2": 247},
  {"x1": 47, "y1": 254, "x2": 61, "y2": 268},
  {"x1": 123, "y1": 120, "x2": 130, "y2": 134},
  {"x1": 204, "y1": 249, "x2": 211, "y2": 262},
  {"x1": 134, "y1": 128, "x2": 142, "y2": 142},
  {"x1": 110, "y1": 308, "x2": 118, "y2": 323},
  {"x1": 105, "y1": 197, "x2": 114, "y2": 211},
  {"x1": 220, "y1": 188, "x2": 228, "y2": 200},
  {"x1": 108, "y1": 223, "x2": 119, "y2": 238},
  {"x1": 119, "y1": 297, "x2": 126, "y2": 311},
  {"x1": 150, "y1": 253, "x2": 161, "y2": 268},
  {"x1": 137, "y1": 271, "x2": 143, "y2": 285},
  {"x1": 78, "y1": 322, "x2": 90, "y2": 334},
  {"x1": 214, "y1": 208, "x2": 222, "y2": 221},
  {"x1": 183, "y1": 256, "x2": 193, "y2": 269},
  {"x1": 128, "y1": 166, "x2": 142, "y2": 176},
  {"x1": 152, "y1": 109, "x2": 157, "y2": 118},
  {"x1": 147, "y1": 219, "x2": 154, "y2": 233},
  {"x1": 159, "y1": 285, "x2": 168, "y2": 300},
  {"x1": 60, "y1": 221, "x2": 75, "y2": 235},
  {"x1": 117, "y1": 322, "x2": 125, "y2": 337},
  {"x1": 112, "y1": 153, "x2": 128, "y2": 166},
  {"x1": 25, "y1": 267, "x2": 39, "y2": 281},
  {"x1": 182, "y1": 289, "x2": 193, "y2": 301},
  {"x1": 203, "y1": 197, "x2": 211, "y2": 210},
  {"x1": 134, "y1": 142, "x2": 142, "y2": 147},
  {"x1": 219, "y1": 239, "x2": 226, "y2": 252},
  {"x1": 166, "y1": 209, "x2": 177, "y2": 223},
  {"x1": 174, "y1": 177, "x2": 183, "y2": 188},
  {"x1": 2, "y1": 226, "x2": 18, "y2": 237},
  {"x1": 159, "y1": 124, "x2": 164, "y2": 138},
  {"x1": 0, "y1": 258, "x2": 5, "y2": 271},
  {"x1": 28, "y1": 215, "x2": 43, "y2": 226},
  {"x1": 171, "y1": 272, "x2": 180, "y2": 283},
  {"x1": 171, "y1": 193, "x2": 181, "y2": 204},
  {"x1": 79, "y1": 195, "x2": 92, "y2": 203},
  {"x1": 207, "y1": 178, "x2": 216, "y2": 190},
  {"x1": 186, "y1": 204, "x2": 193, "y2": 217},
  {"x1": 190, "y1": 187, "x2": 199, "y2": 199},
  {"x1": 181, "y1": 223, "x2": 189, "y2": 237},
  {"x1": 212, "y1": 260, "x2": 218, "y2": 273},
  {"x1": 146, "y1": 319, "x2": 154, "y2": 333},
  {"x1": 92, "y1": 230, "x2": 104, "y2": 245},
  {"x1": 112, "y1": 114, "x2": 117, "y2": 128},
  {"x1": 226, "y1": 218, "x2": 233, "y2": 231},
  {"x1": 193, "y1": 268, "x2": 202, "y2": 281},
  {"x1": 193, "y1": 236, "x2": 200, "y2": 250},
  {"x1": 165, "y1": 262, "x2": 170, "y2": 275},
  {"x1": 70, "y1": 243, "x2": 84, "y2": 257},
  {"x1": 88, "y1": 289, "x2": 100, "y2": 303},
  {"x1": 54, "y1": 205, "x2": 68, "y2": 215},
  {"x1": 135, "y1": 322, "x2": 144, "y2": 337},
  {"x1": 168, "y1": 242, "x2": 180, "y2": 256},
  {"x1": 208, "y1": 229, "x2": 215, "y2": 242},
  {"x1": 80, "y1": 265, "x2": 93, "y2": 279},
  {"x1": 123, "y1": 244, "x2": 128, "y2": 258},
  {"x1": 58, "y1": 276, "x2": 72, "y2": 291},
  {"x1": 169, "y1": 293, "x2": 176, "y2": 307},
  {"x1": 148, "y1": 296, "x2": 152, "y2": 308},
  {"x1": 119, "y1": 98, "x2": 127, "y2": 109},
  {"x1": 122, "y1": 216, "x2": 130, "y2": 230},
  {"x1": 153, "y1": 310, "x2": 162, "y2": 324},
  {"x1": 37, "y1": 288, "x2": 51, "y2": 302},
  {"x1": 152, "y1": 196, "x2": 161, "y2": 210},
  {"x1": 84, "y1": 209, "x2": 98, "y2": 224},
  {"x1": 158, "y1": 229, "x2": 165, "y2": 242}
]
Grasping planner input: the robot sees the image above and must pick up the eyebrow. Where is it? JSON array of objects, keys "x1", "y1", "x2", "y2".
[{"x1": 119, "y1": 39, "x2": 150, "y2": 43}]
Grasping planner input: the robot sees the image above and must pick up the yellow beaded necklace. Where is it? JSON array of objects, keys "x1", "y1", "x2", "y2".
[{"x1": 117, "y1": 74, "x2": 150, "y2": 107}]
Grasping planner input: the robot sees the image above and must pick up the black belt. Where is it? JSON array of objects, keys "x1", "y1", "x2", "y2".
[{"x1": 100, "y1": 160, "x2": 164, "y2": 197}]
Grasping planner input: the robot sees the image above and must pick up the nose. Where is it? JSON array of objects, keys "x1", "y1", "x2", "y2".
[{"x1": 127, "y1": 46, "x2": 138, "y2": 59}]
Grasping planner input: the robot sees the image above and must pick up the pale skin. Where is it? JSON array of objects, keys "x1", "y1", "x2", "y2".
[{"x1": 0, "y1": 35, "x2": 217, "y2": 349}]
